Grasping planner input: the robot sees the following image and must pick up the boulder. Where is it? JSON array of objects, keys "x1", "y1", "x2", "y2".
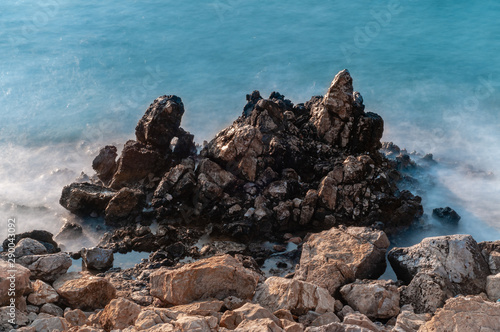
[
  {"x1": 109, "y1": 140, "x2": 166, "y2": 189},
  {"x1": 30, "y1": 317, "x2": 70, "y2": 332},
  {"x1": 486, "y1": 273, "x2": 500, "y2": 301},
  {"x1": 169, "y1": 300, "x2": 224, "y2": 316},
  {"x1": 432, "y1": 206, "x2": 461, "y2": 223},
  {"x1": 173, "y1": 315, "x2": 218, "y2": 332},
  {"x1": 310, "y1": 312, "x2": 340, "y2": 327},
  {"x1": 220, "y1": 302, "x2": 280, "y2": 329},
  {"x1": 0, "y1": 306, "x2": 29, "y2": 327},
  {"x1": 419, "y1": 295, "x2": 500, "y2": 331},
  {"x1": 17, "y1": 252, "x2": 72, "y2": 283},
  {"x1": 92, "y1": 145, "x2": 118, "y2": 185},
  {"x1": 388, "y1": 234, "x2": 490, "y2": 296},
  {"x1": 343, "y1": 313, "x2": 381, "y2": 332},
  {"x1": 399, "y1": 272, "x2": 453, "y2": 314},
  {"x1": 99, "y1": 297, "x2": 141, "y2": 331},
  {"x1": 81, "y1": 247, "x2": 114, "y2": 271},
  {"x1": 479, "y1": 240, "x2": 500, "y2": 274},
  {"x1": 234, "y1": 318, "x2": 284, "y2": 332},
  {"x1": 294, "y1": 226, "x2": 390, "y2": 295},
  {"x1": 53, "y1": 272, "x2": 116, "y2": 310},
  {"x1": 253, "y1": 276, "x2": 336, "y2": 315},
  {"x1": 40, "y1": 302, "x2": 64, "y2": 317},
  {"x1": 150, "y1": 254, "x2": 259, "y2": 305},
  {"x1": 392, "y1": 305, "x2": 431, "y2": 332},
  {"x1": 59, "y1": 182, "x2": 116, "y2": 216},
  {"x1": 135, "y1": 95, "x2": 184, "y2": 151},
  {"x1": 14, "y1": 238, "x2": 48, "y2": 257},
  {"x1": 0, "y1": 260, "x2": 31, "y2": 306},
  {"x1": 2, "y1": 230, "x2": 59, "y2": 253},
  {"x1": 304, "y1": 321, "x2": 374, "y2": 332},
  {"x1": 340, "y1": 280, "x2": 399, "y2": 319},
  {"x1": 55, "y1": 222, "x2": 85, "y2": 243},
  {"x1": 64, "y1": 308, "x2": 88, "y2": 327},
  {"x1": 104, "y1": 187, "x2": 145, "y2": 226},
  {"x1": 27, "y1": 280, "x2": 59, "y2": 305}
]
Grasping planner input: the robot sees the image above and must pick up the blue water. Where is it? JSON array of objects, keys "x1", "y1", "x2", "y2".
[{"x1": 1, "y1": 0, "x2": 500, "y2": 244}]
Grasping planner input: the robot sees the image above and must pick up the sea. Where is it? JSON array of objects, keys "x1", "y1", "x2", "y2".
[{"x1": 1, "y1": 0, "x2": 500, "y2": 253}]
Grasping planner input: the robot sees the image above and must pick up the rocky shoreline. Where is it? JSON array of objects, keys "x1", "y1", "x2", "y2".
[{"x1": 1, "y1": 70, "x2": 499, "y2": 331}]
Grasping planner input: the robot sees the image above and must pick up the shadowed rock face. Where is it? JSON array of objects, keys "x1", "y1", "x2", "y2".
[{"x1": 60, "y1": 69, "x2": 422, "y2": 244}]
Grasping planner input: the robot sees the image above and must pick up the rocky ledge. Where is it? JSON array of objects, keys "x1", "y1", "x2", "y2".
[{"x1": 1, "y1": 70, "x2": 499, "y2": 331}]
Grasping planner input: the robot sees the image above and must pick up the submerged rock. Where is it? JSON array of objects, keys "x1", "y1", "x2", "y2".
[
  {"x1": 81, "y1": 247, "x2": 114, "y2": 271},
  {"x1": 59, "y1": 182, "x2": 116, "y2": 216},
  {"x1": 432, "y1": 206, "x2": 461, "y2": 223}
]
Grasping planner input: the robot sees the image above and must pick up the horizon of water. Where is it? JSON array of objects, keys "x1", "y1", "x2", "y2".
[{"x1": 1, "y1": 0, "x2": 500, "y2": 247}]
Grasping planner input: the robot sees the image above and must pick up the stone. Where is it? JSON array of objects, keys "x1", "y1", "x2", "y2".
[
  {"x1": 30, "y1": 317, "x2": 70, "y2": 332},
  {"x1": 310, "y1": 312, "x2": 340, "y2": 326},
  {"x1": 169, "y1": 300, "x2": 224, "y2": 316},
  {"x1": 253, "y1": 276, "x2": 336, "y2": 315},
  {"x1": 40, "y1": 303, "x2": 64, "y2": 317},
  {"x1": 92, "y1": 145, "x2": 118, "y2": 185},
  {"x1": 81, "y1": 247, "x2": 114, "y2": 271},
  {"x1": 399, "y1": 272, "x2": 453, "y2": 314},
  {"x1": 55, "y1": 222, "x2": 85, "y2": 243},
  {"x1": 2, "y1": 230, "x2": 59, "y2": 254},
  {"x1": 388, "y1": 234, "x2": 490, "y2": 296},
  {"x1": 135, "y1": 95, "x2": 185, "y2": 151},
  {"x1": 340, "y1": 280, "x2": 399, "y2": 319},
  {"x1": 99, "y1": 297, "x2": 141, "y2": 331},
  {"x1": 478, "y1": 240, "x2": 500, "y2": 274},
  {"x1": 173, "y1": 315, "x2": 218, "y2": 332},
  {"x1": 27, "y1": 280, "x2": 59, "y2": 305},
  {"x1": 64, "y1": 308, "x2": 88, "y2": 327},
  {"x1": 419, "y1": 295, "x2": 500, "y2": 331},
  {"x1": 0, "y1": 306, "x2": 29, "y2": 327},
  {"x1": 342, "y1": 313, "x2": 380, "y2": 332},
  {"x1": 281, "y1": 319, "x2": 304, "y2": 332},
  {"x1": 150, "y1": 254, "x2": 259, "y2": 305},
  {"x1": 14, "y1": 238, "x2": 48, "y2": 257},
  {"x1": 0, "y1": 260, "x2": 31, "y2": 306},
  {"x1": 432, "y1": 206, "x2": 461, "y2": 223},
  {"x1": 53, "y1": 272, "x2": 116, "y2": 310},
  {"x1": 304, "y1": 321, "x2": 374, "y2": 332},
  {"x1": 220, "y1": 303, "x2": 280, "y2": 329},
  {"x1": 486, "y1": 273, "x2": 500, "y2": 301},
  {"x1": 104, "y1": 188, "x2": 145, "y2": 226},
  {"x1": 109, "y1": 140, "x2": 166, "y2": 189},
  {"x1": 197, "y1": 158, "x2": 237, "y2": 189},
  {"x1": 234, "y1": 318, "x2": 284, "y2": 332},
  {"x1": 17, "y1": 252, "x2": 72, "y2": 283},
  {"x1": 59, "y1": 182, "x2": 116, "y2": 216},
  {"x1": 392, "y1": 307, "x2": 431, "y2": 332},
  {"x1": 294, "y1": 227, "x2": 390, "y2": 295}
]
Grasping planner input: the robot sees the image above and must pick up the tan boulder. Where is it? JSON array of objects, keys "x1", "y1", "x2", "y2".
[
  {"x1": 27, "y1": 279, "x2": 59, "y2": 305},
  {"x1": 340, "y1": 280, "x2": 399, "y2": 319},
  {"x1": 486, "y1": 273, "x2": 500, "y2": 301},
  {"x1": 14, "y1": 238, "x2": 48, "y2": 257},
  {"x1": 304, "y1": 321, "x2": 374, "y2": 332},
  {"x1": 169, "y1": 300, "x2": 224, "y2": 316},
  {"x1": 150, "y1": 255, "x2": 259, "y2": 305},
  {"x1": 310, "y1": 312, "x2": 340, "y2": 327},
  {"x1": 220, "y1": 302, "x2": 280, "y2": 329},
  {"x1": 173, "y1": 315, "x2": 218, "y2": 332},
  {"x1": 0, "y1": 306, "x2": 30, "y2": 327},
  {"x1": 40, "y1": 302, "x2": 64, "y2": 317},
  {"x1": 235, "y1": 318, "x2": 284, "y2": 332},
  {"x1": 142, "y1": 323, "x2": 175, "y2": 331},
  {"x1": 53, "y1": 272, "x2": 116, "y2": 310},
  {"x1": 281, "y1": 319, "x2": 304, "y2": 332},
  {"x1": 399, "y1": 272, "x2": 453, "y2": 314},
  {"x1": 294, "y1": 226, "x2": 389, "y2": 295},
  {"x1": 392, "y1": 306, "x2": 431, "y2": 332},
  {"x1": 253, "y1": 277, "x2": 335, "y2": 315},
  {"x1": 17, "y1": 252, "x2": 72, "y2": 283},
  {"x1": 0, "y1": 260, "x2": 31, "y2": 306},
  {"x1": 134, "y1": 309, "x2": 165, "y2": 330},
  {"x1": 99, "y1": 297, "x2": 141, "y2": 331},
  {"x1": 30, "y1": 316, "x2": 70, "y2": 332},
  {"x1": 342, "y1": 313, "x2": 381, "y2": 332},
  {"x1": 419, "y1": 295, "x2": 500, "y2": 331},
  {"x1": 64, "y1": 308, "x2": 88, "y2": 327}
]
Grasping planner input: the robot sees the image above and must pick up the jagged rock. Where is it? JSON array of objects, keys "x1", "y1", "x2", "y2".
[
  {"x1": 169, "y1": 300, "x2": 224, "y2": 316},
  {"x1": 234, "y1": 318, "x2": 284, "y2": 332},
  {"x1": 418, "y1": 295, "x2": 500, "y2": 331},
  {"x1": 478, "y1": 240, "x2": 500, "y2": 274},
  {"x1": 399, "y1": 272, "x2": 453, "y2": 314},
  {"x1": 53, "y1": 272, "x2": 116, "y2": 310},
  {"x1": 2, "y1": 230, "x2": 59, "y2": 253},
  {"x1": 81, "y1": 247, "x2": 114, "y2": 271},
  {"x1": 388, "y1": 234, "x2": 490, "y2": 296},
  {"x1": 294, "y1": 226, "x2": 390, "y2": 295},
  {"x1": 281, "y1": 319, "x2": 304, "y2": 332},
  {"x1": 60, "y1": 182, "x2": 116, "y2": 216},
  {"x1": 342, "y1": 313, "x2": 381, "y2": 332},
  {"x1": 486, "y1": 273, "x2": 500, "y2": 301},
  {"x1": 30, "y1": 316, "x2": 70, "y2": 331},
  {"x1": 310, "y1": 312, "x2": 340, "y2": 327},
  {"x1": 17, "y1": 252, "x2": 72, "y2": 283},
  {"x1": 92, "y1": 145, "x2": 118, "y2": 185},
  {"x1": 40, "y1": 302, "x2": 64, "y2": 317},
  {"x1": 135, "y1": 95, "x2": 185, "y2": 151},
  {"x1": 27, "y1": 280, "x2": 59, "y2": 305},
  {"x1": 174, "y1": 315, "x2": 218, "y2": 332},
  {"x1": 99, "y1": 297, "x2": 141, "y2": 331},
  {"x1": 253, "y1": 276, "x2": 336, "y2": 315},
  {"x1": 104, "y1": 187, "x2": 145, "y2": 226},
  {"x1": 173, "y1": 127, "x2": 197, "y2": 158},
  {"x1": 150, "y1": 254, "x2": 259, "y2": 305},
  {"x1": 0, "y1": 305, "x2": 29, "y2": 327},
  {"x1": 14, "y1": 238, "x2": 48, "y2": 257},
  {"x1": 197, "y1": 158, "x2": 237, "y2": 189},
  {"x1": 304, "y1": 321, "x2": 374, "y2": 332},
  {"x1": 432, "y1": 206, "x2": 461, "y2": 223},
  {"x1": 64, "y1": 308, "x2": 88, "y2": 327},
  {"x1": 220, "y1": 302, "x2": 281, "y2": 329},
  {"x1": 340, "y1": 280, "x2": 399, "y2": 319},
  {"x1": 55, "y1": 222, "x2": 84, "y2": 242},
  {"x1": 109, "y1": 140, "x2": 166, "y2": 189},
  {"x1": 393, "y1": 305, "x2": 431, "y2": 332}
]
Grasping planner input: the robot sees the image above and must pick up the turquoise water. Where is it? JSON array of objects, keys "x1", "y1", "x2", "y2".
[{"x1": 1, "y1": 0, "x2": 499, "y2": 242}]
